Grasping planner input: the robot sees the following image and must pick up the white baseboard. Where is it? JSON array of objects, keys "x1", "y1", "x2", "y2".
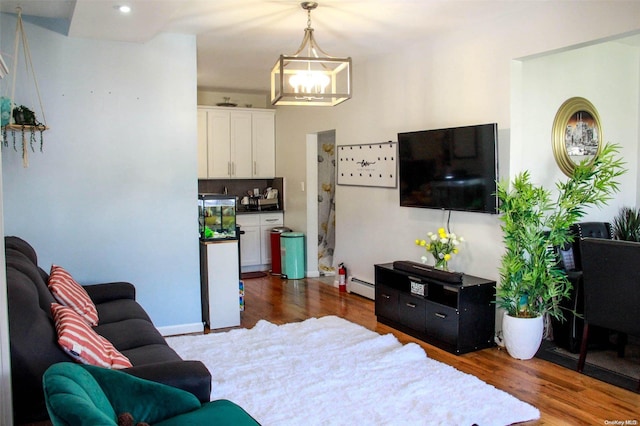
[
  {"x1": 241, "y1": 264, "x2": 269, "y2": 273},
  {"x1": 158, "y1": 322, "x2": 204, "y2": 337}
]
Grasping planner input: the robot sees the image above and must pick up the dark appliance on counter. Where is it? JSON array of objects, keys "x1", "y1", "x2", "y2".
[
  {"x1": 240, "y1": 187, "x2": 280, "y2": 211},
  {"x1": 246, "y1": 196, "x2": 279, "y2": 211}
]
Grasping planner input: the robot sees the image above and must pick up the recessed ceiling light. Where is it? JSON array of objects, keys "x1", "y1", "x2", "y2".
[{"x1": 115, "y1": 5, "x2": 131, "y2": 14}]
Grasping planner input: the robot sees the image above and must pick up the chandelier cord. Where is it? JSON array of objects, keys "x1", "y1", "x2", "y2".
[{"x1": 306, "y1": 9, "x2": 313, "y2": 57}]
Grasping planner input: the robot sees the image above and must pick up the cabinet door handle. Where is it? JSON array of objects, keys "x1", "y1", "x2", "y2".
[
  {"x1": 232, "y1": 162, "x2": 235, "y2": 176},
  {"x1": 405, "y1": 302, "x2": 417, "y2": 308},
  {"x1": 434, "y1": 312, "x2": 447, "y2": 319},
  {"x1": 227, "y1": 162, "x2": 231, "y2": 176},
  {"x1": 381, "y1": 294, "x2": 390, "y2": 299},
  {"x1": 253, "y1": 161, "x2": 257, "y2": 175},
  {"x1": 265, "y1": 218, "x2": 279, "y2": 222}
]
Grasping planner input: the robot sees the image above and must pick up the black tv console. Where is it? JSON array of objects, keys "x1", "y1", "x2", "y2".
[{"x1": 375, "y1": 261, "x2": 496, "y2": 355}]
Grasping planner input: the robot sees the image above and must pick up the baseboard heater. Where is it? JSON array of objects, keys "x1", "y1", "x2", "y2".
[{"x1": 348, "y1": 277, "x2": 375, "y2": 300}]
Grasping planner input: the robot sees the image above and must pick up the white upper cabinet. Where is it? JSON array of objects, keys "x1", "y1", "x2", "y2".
[
  {"x1": 251, "y1": 111, "x2": 276, "y2": 178},
  {"x1": 197, "y1": 107, "x2": 275, "y2": 179},
  {"x1": 230, "y1": 112, "x2": 253, "y2": 178},
  {"x1": 208, "y1": 109, "x2": 232, "y2": 178}
]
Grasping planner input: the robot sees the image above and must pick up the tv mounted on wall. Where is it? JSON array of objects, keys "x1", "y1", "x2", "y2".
[{"x1": 398, "y1": 123, "x2": 498, "y2": 214}]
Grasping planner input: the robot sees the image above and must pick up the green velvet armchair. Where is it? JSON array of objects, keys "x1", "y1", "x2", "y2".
[{"x1": 43, "y1": 363, "x2": 260, "y2": 425}]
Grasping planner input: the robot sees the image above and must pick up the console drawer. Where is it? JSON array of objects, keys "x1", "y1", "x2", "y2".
[
  {"x1": 375, "y1": 285, "x2": 399, "y2": 322},
  {"x1": 425, "y1": 302, "x2": 458, "y2": 346},
  {"x1": 398, "y1": 293, "x2": 426, "y2": 332}
]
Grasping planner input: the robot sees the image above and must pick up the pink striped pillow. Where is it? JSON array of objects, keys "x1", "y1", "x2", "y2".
[
  {"x1": 48, "y1": 265, "x2": 99, "y2": 326},
  {"x1": 51, "y1": 303, "x2": 132, "y2": 369}
]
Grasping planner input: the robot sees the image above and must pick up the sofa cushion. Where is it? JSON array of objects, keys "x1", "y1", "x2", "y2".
[
  {"x1": 94, "y1": 318, "x2": 169, "y2": 351},
  {"x1": 120, "y1": 344, "x2": 183, "y2": 365},
  {"x1": 6, "y1": 248, "x2": 57, "y2": 314},
  {"x1": 6, "y1": 236, "x2": 50, "y2": 283},
  {"x1": 49, "y1": 265, "x2": 99, "y2": 326},
  {"x1": 95, "y1": 299, "x2": 153, "y2": 324},
  {"x1": 6, "y1": 235, "x2": 39, "y2": 264},
  {"x1": 52, "y1": 303, "x2": 132, "y2": 369},
  {"x1": 85, "y1": 282, "x2": 136, "y2": 304}
]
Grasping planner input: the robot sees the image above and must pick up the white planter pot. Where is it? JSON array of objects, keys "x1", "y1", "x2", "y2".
[{"x1": 502, "y1": 311, "x2": 544, "y2": 360}]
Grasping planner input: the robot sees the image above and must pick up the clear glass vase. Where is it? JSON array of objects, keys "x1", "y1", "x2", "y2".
[{"x1": 434, "y1": 258, "x2": 449, "y2": 271}]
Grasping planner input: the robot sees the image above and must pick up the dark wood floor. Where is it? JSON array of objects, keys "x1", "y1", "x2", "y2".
[{"x1": 236, "y1": 274, "x2": 640, "y2": 425}]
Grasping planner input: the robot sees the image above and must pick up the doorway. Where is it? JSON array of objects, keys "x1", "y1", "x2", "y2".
[
  {"x1": 316, "y1": 130, "x2": 336, "y2": 276},
  {"x1": 305, "y1": 130, "x2": 336, "y2": 278}
]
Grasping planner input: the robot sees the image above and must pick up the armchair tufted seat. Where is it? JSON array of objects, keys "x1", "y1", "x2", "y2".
[{"x1": 43, "y1": 363, "x2": 259, "y2": 426}]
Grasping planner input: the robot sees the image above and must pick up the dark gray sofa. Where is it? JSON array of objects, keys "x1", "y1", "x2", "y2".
[{"x1": 5, "y1": 236, "x2": 212, "y2": 424}]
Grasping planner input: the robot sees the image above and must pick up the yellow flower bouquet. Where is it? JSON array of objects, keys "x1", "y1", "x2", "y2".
[{"x1": 415, "y1": 227, "x2": 464, "y2": 271}]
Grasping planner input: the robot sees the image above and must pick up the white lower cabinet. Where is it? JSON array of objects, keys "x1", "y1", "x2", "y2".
[
  {"x1": 237, "y1": 212, "x2": 284, "y2": 271},
  {"x1": 237, "y1": 215, "x2": 261, "y2": 267},
  {"x1": 200, "y1": 240, "x2": 240, "y2": 329}
]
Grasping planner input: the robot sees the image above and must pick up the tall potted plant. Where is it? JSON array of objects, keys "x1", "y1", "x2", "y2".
[{"x1": 496, "y1": 143, "x2": 625, "y2": 359}]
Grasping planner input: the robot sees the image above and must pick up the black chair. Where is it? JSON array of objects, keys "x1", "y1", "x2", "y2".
[
  {"x1": 577, "y1": 238, "x2": 640, "y2": 390},
  {"x1": 551, "y1": 222, "x2": 613, "y2": 353}
]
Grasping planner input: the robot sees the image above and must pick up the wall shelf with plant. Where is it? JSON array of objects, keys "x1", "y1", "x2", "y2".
[{"x1": 1, "y1": 7, "x2": 49, "y2": 167}]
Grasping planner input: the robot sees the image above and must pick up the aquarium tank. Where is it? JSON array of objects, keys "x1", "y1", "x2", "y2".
[{"x1": 198, "y1": 194, "x2": 237, "y2": 240}]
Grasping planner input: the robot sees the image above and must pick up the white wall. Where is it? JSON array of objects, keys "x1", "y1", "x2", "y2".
[
  {"x1": 0, "y1": 14, "x2": 202, "y2": 330},
  {"x1": 275, "y1": 2, "x2": 640, "y2": 289},
  {"x1": 514, "y1": 41, "x2": 640, "y2": 222}
]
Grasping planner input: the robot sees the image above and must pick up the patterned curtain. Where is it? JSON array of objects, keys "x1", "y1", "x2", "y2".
[{"x1": 317, "y1": 131, "x2": 336, "y2": 275}]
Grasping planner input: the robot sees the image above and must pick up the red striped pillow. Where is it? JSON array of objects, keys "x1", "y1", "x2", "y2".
[
  {"x1": 48, "y1": 265, "x2": 99, "y2": 326},
  {"x1": 51, "y1": 303, "x2": 132, "y2": 369}
]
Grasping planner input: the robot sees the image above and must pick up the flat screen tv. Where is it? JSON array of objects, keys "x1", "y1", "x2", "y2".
[{"x1": 398, "y1": 123, "x2": 498, "y2": 214}]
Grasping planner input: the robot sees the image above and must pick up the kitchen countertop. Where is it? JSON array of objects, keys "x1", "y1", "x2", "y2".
[{"x1": 237, "y1": 208, "x2": 283, "y2": 214}]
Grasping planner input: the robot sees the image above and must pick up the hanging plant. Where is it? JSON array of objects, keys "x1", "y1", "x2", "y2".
[
  {"x1": 2, "y1": 104, "x2": 46, "y2": 153},
  {"x1": 1, "y1": 8, "x2": 50, "y2": 168},
  {"x1": 12, "y1": 105, "x2": 36, "y2": 125}
]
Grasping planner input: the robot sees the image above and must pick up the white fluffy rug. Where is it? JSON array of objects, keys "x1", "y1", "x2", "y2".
[{"x1": 166, "y1": 316, "x2": 539, "y2": 425}]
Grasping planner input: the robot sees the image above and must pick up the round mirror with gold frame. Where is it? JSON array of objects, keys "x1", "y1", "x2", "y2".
[{"x1": 552, "y1": 97, "x2": 602, "y2": 177}]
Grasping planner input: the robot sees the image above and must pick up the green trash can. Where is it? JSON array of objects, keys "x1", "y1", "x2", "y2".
[{"x1": 280, "y1": 232, "x2": 305, "y2": 279}]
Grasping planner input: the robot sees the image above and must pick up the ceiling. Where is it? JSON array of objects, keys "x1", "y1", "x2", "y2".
[{"x1": 1, "y1": 0, "x2": 639, "y2": 94}]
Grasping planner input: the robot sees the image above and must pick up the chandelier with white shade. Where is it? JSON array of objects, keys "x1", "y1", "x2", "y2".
[{"x1": 271, "y1": 2, "x2": 352, "y2": 106}]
